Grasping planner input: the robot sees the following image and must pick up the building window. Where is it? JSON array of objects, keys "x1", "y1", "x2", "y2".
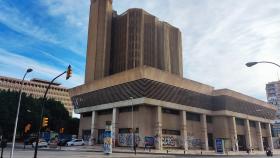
[
  {"x1": 208, "y1": 133, "x2": 214, "y2": 148},
  {"x1": 261, "y1": 123, "x2": 267, "y2": 129},
  {"x1": 81, "y1": 112, "x2": 92, "y2": 117},
  {"x1": 206, "y1": 116, "x2": 213, "y2": 123},
  {"x1": 119, "y1": 128, "x2": 139, "y2": 134},
  {"x1": 236, "y1": 118, "x2": 245, "y2": 126},
  {"x1": 97, "y1": 109, "x2": 112, "y2": 115},
  {"x1": 119, "y1": 106, "x2": 139, "y2": 113},
  {"x1": 162, "y1": 129, "x2": 180, "y2": 135},
  {"x1": 249, "y1": 121, "x2": 256, "y2": 128},
  {"x1": 186, "y1": 112, "x2": 200, "y2": 121},
  {"x1": 162, "y1": 108, "x2": 179, "y2": 115}
]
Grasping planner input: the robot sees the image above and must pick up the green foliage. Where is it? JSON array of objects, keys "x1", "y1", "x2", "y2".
[{"x1": 0, "y1": 89, "x2": 79, "y2": 139}]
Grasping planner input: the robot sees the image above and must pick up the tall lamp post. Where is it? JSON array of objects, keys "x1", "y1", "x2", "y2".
[
  {"x1": 33, "y1": 65, "x2": 72, "y2": 158},
  {"x1": 10, "y1": 68, "x2": 33, "y2": 158}
]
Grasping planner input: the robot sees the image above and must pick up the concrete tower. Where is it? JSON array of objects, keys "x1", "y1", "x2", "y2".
[{"x1": 85, "y1": 0, "x2": 113, "y2": 83}]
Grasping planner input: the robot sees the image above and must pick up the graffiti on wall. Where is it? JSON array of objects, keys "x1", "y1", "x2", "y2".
[
  {"x1": 118, "y1": 134, "x2": 141, "y2": 147},
  {"x1": 187, "y1": 136, "x2": 203, "y2": 148},
  {"x1": 162, "y1": 135, "x2": 179, "y2": 147}
]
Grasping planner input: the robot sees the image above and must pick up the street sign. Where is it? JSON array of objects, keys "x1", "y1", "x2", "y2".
[{"x1": 215, "y1": 138, "x2": 224, "y2": 154}]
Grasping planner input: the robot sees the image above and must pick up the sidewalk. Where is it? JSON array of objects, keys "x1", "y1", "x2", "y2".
[{"x1": 60, "y1": 145, "x2": 280, "y2": 156}]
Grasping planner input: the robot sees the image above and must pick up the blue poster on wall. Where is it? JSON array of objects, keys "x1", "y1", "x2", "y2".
[
  {"x1": 103, "y1": 130, "x2": 112, "y2": 154},
  {"x1": 215, "y1": 138, "x2": 224, "y2": 154},
  {"x1": 144, "y1": 136, "x2": 154, "y2": 147}
]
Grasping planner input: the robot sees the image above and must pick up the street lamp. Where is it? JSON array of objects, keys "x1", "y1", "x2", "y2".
[
  {"x1": 10, "y1": 68, "x2": 33, "y2": 158},
  {"x1": 246, "y1": 61, "x2": 280, "y2": 68},
  {"x1": 33, "y1": 65, "x2": 72, "y2": 158}
]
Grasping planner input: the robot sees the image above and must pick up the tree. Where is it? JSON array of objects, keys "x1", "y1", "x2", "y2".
[{"x1": 0, "y1": 89, "x2": 79, "y2": 140}]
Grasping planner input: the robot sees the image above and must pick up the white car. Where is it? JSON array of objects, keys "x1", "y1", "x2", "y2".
[
  {"x1": 66, "y1": 139, "x2": 85, "y2": 146},
  {"x1": 32, "y1": 139, "x2": 48, "y2": 148}
]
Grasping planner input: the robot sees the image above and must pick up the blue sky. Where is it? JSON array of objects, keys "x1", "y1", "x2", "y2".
[{"x1": 0, "y1": 0, "x2": 280, "y2": 102}]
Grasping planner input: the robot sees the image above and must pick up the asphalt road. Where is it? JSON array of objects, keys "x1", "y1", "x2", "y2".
[{"x1": 0, "y1": 149, "x2": 278, "y2": 158}]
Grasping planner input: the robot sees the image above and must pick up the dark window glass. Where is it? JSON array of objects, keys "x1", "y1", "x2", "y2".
[
  {"x1": 249, "y1": 121, "x2": 256, "y2": 128},
  {"x1": 162, "y1": 129, "x2": 180, "y2": 135},
  {"x1": 119, "y1": 128, "x2": 139, "y2": 134},
  {"x1": 162, "y1": 108, "x2": 179, "y2": 115},
  {"x1": 81, "y1": 112, "x2": 92, "y2": 117},
  {"x1": 97, "y1": 109, "x2": 112, "y2": 115},
  {"x1": 186, "y1": 112, "x2": 200, "y2": 121},
  {"x1": 206, "y1": 116, "x2": 213, "y2": 123},
  {"x1": 119, "y1": 106, "x2": 139, "y2": 113},
  {"x1": 261, "y1": 123, "x2": 267, "y2": 129},
  {"x1": 236, "y1": 118, "x2": 244, "y2": 126}
]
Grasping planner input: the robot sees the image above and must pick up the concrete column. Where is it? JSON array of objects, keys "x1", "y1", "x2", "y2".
[
  {"x1": 267, "y1": 123, "x2": 274, "y2": 150},
  {"x1": 154, "y1": 106, "x2": 162, "y2": 150},
  {"x1": 229, "y1": 117, "x2": 238, "y2": 152},
  {"x1": 256, "y1": 122, "x2": 264, "y2": 151},
  {"x1": 112, "y1": 108, "x2": 119, "y2": 148},
  {"x1": 245, "y1": 120, "x2": 252, "y2": 150},
  {"x1": 200, "y1": 114, "x2": 208, "y2": 150},
  {"x1": 89, "y1": 111, "x2": 96, "y2": 145},
  {"x1": 180, "y1": 111, "x2": 188, "y2": 150}
]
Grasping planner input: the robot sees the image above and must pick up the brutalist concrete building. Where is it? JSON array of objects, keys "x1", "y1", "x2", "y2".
[{"x1": 70, "y1": 0, "x2": 276, "y2": 151}]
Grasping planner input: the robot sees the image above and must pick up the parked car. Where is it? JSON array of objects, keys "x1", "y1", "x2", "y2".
[
  {"x1": 32, "y1": 139, "x2": 48, "y2": 148},
  {"x1": 58, "y1": 139, "x2": 72, "y2": 146},
  {"x1": 66, "y1": 139, "x2": 85, "y2": 146}
]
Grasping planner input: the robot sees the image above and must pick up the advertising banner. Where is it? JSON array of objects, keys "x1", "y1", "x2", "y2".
[
  {"x1": 104, "y1": 122, "x2": 112, "y2": 154},
  {"x1": 103, "y1": 130, "x2": 112, "y2": 154}
]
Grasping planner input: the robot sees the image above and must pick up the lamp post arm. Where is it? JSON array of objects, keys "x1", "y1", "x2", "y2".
[
  {"x1": 258, "y1": 61, "x2": 280, "y2": 68},
  {"x1": 33, "y1": 71, "x2": 66, "y2": 158}
]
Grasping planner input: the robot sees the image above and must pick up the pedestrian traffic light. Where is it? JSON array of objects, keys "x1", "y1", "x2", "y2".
[
  {"x1": 42, "y1": 117, "x2": 48, "y2": 127},
  {"x1": 66, "y1": 65, "x2": 72, "y2": 80},
  {"x1": 60, "y1": 128, "x2": 64, "y2": 133},
  {"x1": 24, "y1": 124, "x2": 31, "y2": 133}
]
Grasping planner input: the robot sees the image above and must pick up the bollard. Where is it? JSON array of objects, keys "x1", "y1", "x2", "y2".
[
  {"x1": 167, "y1": 150, "x2": 168, "y2": 153},
  {"x1": 184, "y1": 150, "x2": 185, "y2": 154}
]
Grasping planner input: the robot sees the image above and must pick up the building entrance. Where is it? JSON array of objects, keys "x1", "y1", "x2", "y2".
[
  {"x1": 82, "y1": 130, "x2": 91, "y2": 142},
  {"x1": 237, "y1": 135, "x2": 246, "y2": 151},
  {"x1": 263, "y1": 137, "x2": 269, "y2": 149},
  {"x1": 98, "y1": 129, "x2": 105, "y2": 144}
]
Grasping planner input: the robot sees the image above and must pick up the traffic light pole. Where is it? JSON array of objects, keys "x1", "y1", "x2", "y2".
[{"x1": 33, "y1": 71, "x2": 66, "y2": 158}]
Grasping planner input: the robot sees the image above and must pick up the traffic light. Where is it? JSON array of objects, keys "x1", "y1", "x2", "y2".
[
  {"x1": 60, "y1": 128, "x2": 64, "y2": 133},
  {"x1": 42, "y1": 117, "x2": 48, "y2": 127},
  {"x1": 24, "y1": 124, "x2": 31, "y2": 133},
  {"x1": 66, "y1": 65, "x2": 72, "y2": 80}
]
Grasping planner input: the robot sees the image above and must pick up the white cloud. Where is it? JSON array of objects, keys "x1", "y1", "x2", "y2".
[
  {"x1": 0, "y1": 48, "x2": 83, "y2": 88},
  {"x1": 0, "y1": 1, "x2": 58, "y2": 43},
  {"x1": 37, "y1": 0, "x2": 90, "y2": 56}
]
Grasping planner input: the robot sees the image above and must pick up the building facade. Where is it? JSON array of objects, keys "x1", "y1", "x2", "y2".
[
  {"x1": 71, "y1": 67, "x2": 276, "y2": 151},
  {"x1": 0, "y1": 76, "x2": 73, "y2": 116},
  {"x1": 110, "y1": 9, "x2": 182, "y2": 77},
  {"x1": 70, "y1": 0, "x2": 276, "y2": 152},
  {"x1": 85, "y1": 0, "x2": 182, "y2": 83},
  {"x1": 266, "y1": 81, "x2": 280, "y2": 118}
]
